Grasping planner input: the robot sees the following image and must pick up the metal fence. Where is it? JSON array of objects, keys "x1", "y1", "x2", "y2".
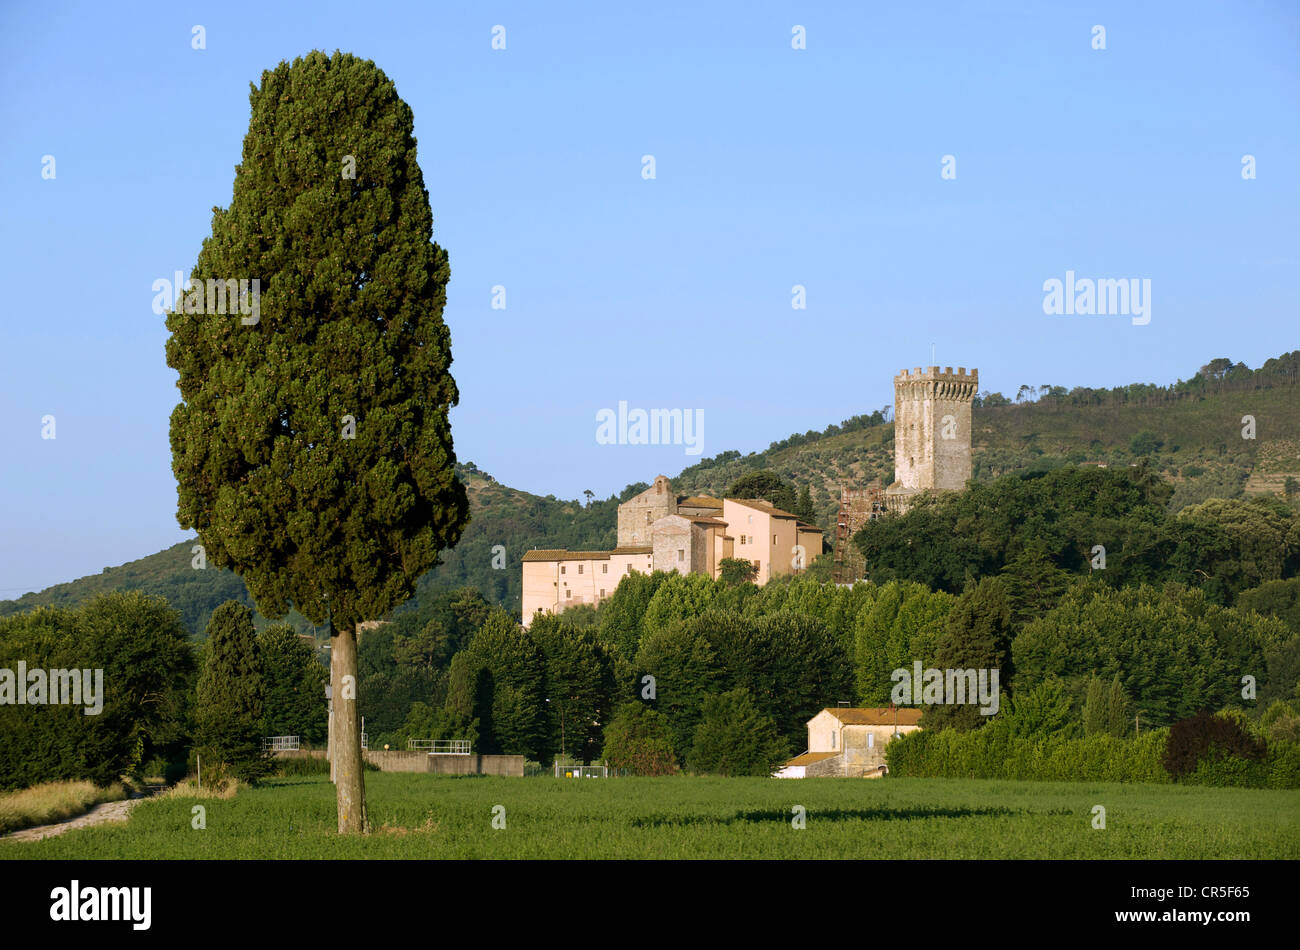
[
  {"x1": 408, "y1": 739, "x2": 472, "y2": 755},
  {"x1": 555, "y1": 763, "x2": 608, "y2": 778},
  {"x1": 263, "y1": 736, "x2": 300, "y2": 752}
]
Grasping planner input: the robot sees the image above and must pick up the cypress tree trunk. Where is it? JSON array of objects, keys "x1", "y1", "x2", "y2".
[{"x1": 331, "y1": 626, "x2": 367, "y2": 834}]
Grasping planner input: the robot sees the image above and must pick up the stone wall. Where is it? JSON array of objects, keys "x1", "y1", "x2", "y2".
[
  {"x1": 804, "y1": 753, "x2": 847, "y2": 777},
  {"x1": 363, "y1": 750, "x2": 428, "y2": 772},
  {"x1": 652, "y1": 516, "x2": 708, "y2": 575},
  {"x1": 273, "y1": 749, "x2": 328, "y2": 760},
  {"x1": 617, "y1": 475, "x2": 676, "y2": 547},
  {"x1": 362, "y1": 751, "x2": 525, "y2": 776},
  {"x1": 273, "y1": 748, "x2": 523, "y2": 777}
]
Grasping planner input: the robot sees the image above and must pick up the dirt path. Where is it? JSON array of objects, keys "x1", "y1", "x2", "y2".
[{"x1": 2, "y1": 788, "x2": 160, "y2": 843}]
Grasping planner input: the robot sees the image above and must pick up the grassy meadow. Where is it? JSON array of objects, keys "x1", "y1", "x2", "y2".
[{"x1": 1, "y1": 773, "x2": 1296, "y2": 859}]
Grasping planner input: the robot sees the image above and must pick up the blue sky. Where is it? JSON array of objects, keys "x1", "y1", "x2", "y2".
[{"x1": 1, "y1": 1, "x2": 1297, "y2": 595}]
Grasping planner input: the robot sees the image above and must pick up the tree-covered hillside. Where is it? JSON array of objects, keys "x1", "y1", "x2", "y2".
[
  {"x1": 3, "y1": 352, "x2": 1297, "y2": 629},
  {"x1": 671, "y1": 351, "x2": 1300, "y2": 533}
]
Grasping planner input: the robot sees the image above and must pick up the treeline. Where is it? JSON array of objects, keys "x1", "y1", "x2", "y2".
[
  {"x1": 763, "y1": 407, "x2": 892, "y2": 454},
  {"x1": 358, "y1": 556, "x2": 1299, "y2": 778},
  {"x1": 974, "y1": 351, "x2": 1300, "y2": 412},
  {"x1": 0, "y1": 593, "x2": 327, "y2": 790}
]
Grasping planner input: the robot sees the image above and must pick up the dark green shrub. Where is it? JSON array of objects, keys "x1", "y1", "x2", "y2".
[{"x1": 1163, "y1": 710, "x2": 1264, "y2": 780}]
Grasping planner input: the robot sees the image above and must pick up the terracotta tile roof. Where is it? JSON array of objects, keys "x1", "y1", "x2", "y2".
[
  {"x1": 823, "y1": 707, "x2": 923, "y2": 726},
  {"x1": 784, "y1": 751, "x2": 841, "y2": 766},
  {"x1": 796, "y1": 522, "x2": 823, "y2": 534},
  {"x1": 727, "y1": 498, "x2": 801, "y2": 519},
  {"x1": 521, "y1": 549, "x2": 612, "y2": 562},
  {"x1": 610, "y1": 546, "x2": 653, "y2": 555},
  {"x1": 677, "y1": 495, "x2": 723, "y2": 508}
]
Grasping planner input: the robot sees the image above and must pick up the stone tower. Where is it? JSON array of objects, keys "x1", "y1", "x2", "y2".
[
  {"x1": 885, "y1": 365, "x2": 977, "y2": 510},
  {"x1": 616, "y1": 475, "x2": 676, "y2": 547}
]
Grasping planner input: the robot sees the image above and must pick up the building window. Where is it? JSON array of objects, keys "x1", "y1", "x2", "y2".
[
  {"x1": 602, "y1": 564, "x2": 608, "y2": 574},
  {"x1": 646, "y1": 511, "x2": 652, "y2": 524},
  {"x1": 560, "y1": 565, "x2": 566, "y2": 574},
  {"x1": 565, "y1": 590, "x2": 572, "y2": 599},
  {"x1": 578, "y1": 564, "x2": 584, "y2": 574},
  {"x1": 772, "y1": 534, "x2": 777, "y2": 545},
  {"x1": 677, "y1": 549, "x2": 685, "y2": 562},
  {"x1": 831, "y1": 730, "x2": 836, "y2": 749},
  {"x1": 868, "y1": 732, "x2": 875, "y2": 749},
  {"x1": 599, "y1": 589, "x2": 605, "y2": 597}
]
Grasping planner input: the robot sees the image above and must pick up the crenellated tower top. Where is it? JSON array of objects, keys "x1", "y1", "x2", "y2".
[{"x1": 893, "y1": 366, "x2": 979, "y2": 402}]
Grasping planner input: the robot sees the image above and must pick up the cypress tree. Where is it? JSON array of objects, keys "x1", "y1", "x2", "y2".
[
  {"x1": 260, "y1": 624, "x2": 328, "y2": 744},
  {"x1": 923, "y1": 576, "x2": 1013, "y2": 732},
  {"x1": 1104, "y1": 673, "x2": 1131, "y2": 737},
  {"x1": 196, "y1": 601, "x2": 269, "y2": 781},
  {"x1": 166, "y1": 51, "x2": 470, "y2": 831},
  {"x1": 1081, "y1": 674, "x2": 1107, "y2": 737}
]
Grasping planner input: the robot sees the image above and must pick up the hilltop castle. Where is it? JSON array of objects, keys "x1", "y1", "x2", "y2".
[{"x1": 523, "y1": 364, "x2": 978, "y2": 619}]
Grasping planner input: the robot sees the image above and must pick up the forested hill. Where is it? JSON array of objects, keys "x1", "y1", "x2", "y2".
[
  {"x1": 3, "y1": 352, "x2": 1297, "y2": 633},
  {"x1": 669, "y1": 351, "x2": 1300, "y2": 533}
]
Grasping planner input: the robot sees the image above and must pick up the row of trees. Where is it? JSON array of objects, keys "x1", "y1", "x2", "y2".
[
  {"x1": 348, "y1": 555, "x2": 1299, "y2": 777},
  {"x1": 7, "y1": 568, "x2": 1294, "y2": 787},
  {"x1": 971, "y1": 352, "x2": 1300, "y2": 411},
  {"x1": 0, "y1": 594, "x2": 328, "y2": 790}
]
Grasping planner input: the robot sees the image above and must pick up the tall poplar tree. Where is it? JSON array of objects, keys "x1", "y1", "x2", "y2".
[{"x1": 166, "y1": 51, "x2": 469, "y2": 832}]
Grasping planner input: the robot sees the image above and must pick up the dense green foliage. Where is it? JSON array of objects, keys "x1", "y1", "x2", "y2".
[
  {"x1": 686, "y1": 688, "x2": 790, "y2": 776},
  {"x1": 923, "y1": 577, "x2": 1015, "y2": 731},
  {"x1": 164, "y1": 49, "x2": 469, "y2": 635},
  {"x1": 0, "y1": 593, "x2": 195, "y2": 790},
  {"x1": 726, "y1": 470, "x2": 798, "y2": 513},
  {"x1": 886, "y1": 727, "x2": 1171, "y2": 784},
  {"x1": 856, "y1": 466, "x2": 1300, "y2": 607},
  {"x1": 718, "y1": 558, "x2": 758, "y2": 585},
  {"x1": 528, "y1": 615, "x2": 619, "y2": 764},
  {"x1": 600, "y1": 704, "x2": 680, "y2": 775},
  {"x1": 1012, "y1": 582, "x2": 1288, "y2": 727},
  {"x1": 259, "y1": 624, "x2": 328, "y2": 744},
  {"x1": 444, "y1": 610, "x2": 553, "y2": 763},
  {"x1": 359, "y1": 586, "x2": 490, "y2": 740},
  {"x1": 195, "y1": 602, "x2": 271, "y2": 782}
]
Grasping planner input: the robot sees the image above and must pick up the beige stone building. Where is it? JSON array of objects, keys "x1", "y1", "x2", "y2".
[
  {"x1": 723, "y1": 498, "x2": 822, "y2": 584},
  {"x1": 885, "y1": 365, "x2": 978, "y2": 512},
  {"x1": 521, "y1": 547, "x2": 653, "y2": 619},
  {"x1": 775, "y1": 707, "x2": 922, "y2": 778},
  {"x1": 522, "y1": 476, "x2": 824, "y2": 626}
]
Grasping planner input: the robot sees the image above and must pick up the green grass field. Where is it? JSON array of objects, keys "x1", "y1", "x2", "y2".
[{"x1": 2, "y1": 774, "x2": 1297, "y2": 859}]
